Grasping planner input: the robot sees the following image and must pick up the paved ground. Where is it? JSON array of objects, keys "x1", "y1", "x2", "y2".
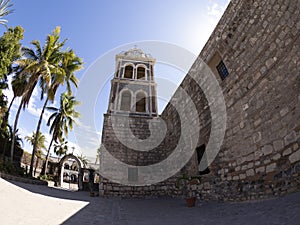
[{"x1": 1, "y1": 178, "x2": 300, "y2": 225}]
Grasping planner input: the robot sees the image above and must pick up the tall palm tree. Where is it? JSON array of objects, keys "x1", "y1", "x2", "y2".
[
  {"x1": 61, "y1": 49, "x2": 82, "y2": 95},
  {"x1": 28, "y1": 35, "x2": 82, "y2": 177},
  {"x1": 42, "y1": 93, "x2": 80, "y2": 175},
  {"x1": 77, "y1": 154, "x2": 89, "y2": 169},
  {"x1": 53, "y1": 137, "x2": 68, "y2": 160},
  {"x1": 25, "y1": 132, "x2": 46, "y2": 176},
  {"x1": 10, "y1": 27, "x2": 64, "y2": 163},
  {"x1": 5, "y1": 67, "x2": 28, "y2": 119},
  {"x1": 0, "y1": 0, "x2": 13, "y2": 27}
]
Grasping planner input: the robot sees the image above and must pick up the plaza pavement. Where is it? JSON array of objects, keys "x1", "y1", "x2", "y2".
[{"x1": 0, "y1": 177, "x2": 300, "y2": 225}]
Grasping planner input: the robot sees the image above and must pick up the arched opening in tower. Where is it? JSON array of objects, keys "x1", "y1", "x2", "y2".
[
  {"x1": 137, "y1": 67, "x2": 146, "y2": 80},
  {"x1": 120, "y1": 91, "x2": 131, "y2": 111},
  {"x1": 124, "y1": 65, "x2": 134, "y2": 79},
  {"x1": 136, "y1": 92, "x2": 146, "y2": 112}
]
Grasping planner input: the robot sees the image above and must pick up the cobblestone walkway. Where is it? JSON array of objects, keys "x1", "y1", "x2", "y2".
[{"x1": 1, "y1": 178, "x2": 300, "y2": 225}]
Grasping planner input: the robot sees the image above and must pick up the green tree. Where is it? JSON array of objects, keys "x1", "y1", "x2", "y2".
[
  {"x1": 20, "y1": 27, "x2": 82, "y2": 176},
  {"x1": 77, "y1": 154, "x2": 89, "y2": 168},
  {"x1": 0, "y1": 26, "x2": 24, "y2": 125},
  {"x1": 9, "y1": 27, "x2": 81, "y2": 175},
  {"x1": 53, "y1": 137, "x2": 68, "y2": 159},
  {"x1": 6, "y1": 67, "x2": 28, "y2": 115},
  {"x1": 0, "y1": 0, "x2": 13, "y2": 27},
  {"x1": 42, "y1": 93, "x2": 80, "y2": 175},
  {"x1": 25, "y1": 132, "x2": 46, "y2": 176}
]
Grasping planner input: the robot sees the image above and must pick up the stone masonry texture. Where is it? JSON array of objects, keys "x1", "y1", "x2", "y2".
[{"x1": 100, "y1": 0, "x2": 300, "y2": 201}]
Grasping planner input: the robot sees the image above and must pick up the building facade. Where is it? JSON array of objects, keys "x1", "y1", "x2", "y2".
[{"x1": 100, "y1": 0, "x2": 300, "y2": 201}]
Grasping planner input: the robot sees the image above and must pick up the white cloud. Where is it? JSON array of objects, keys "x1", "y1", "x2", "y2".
[{"x1": 207, "y1": 3, "x2": 226, "y2": 18}]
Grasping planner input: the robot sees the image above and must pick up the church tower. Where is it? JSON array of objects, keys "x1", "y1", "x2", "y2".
[{"x1": 107, "y1": 47, "x2": 158, "y2": 117}]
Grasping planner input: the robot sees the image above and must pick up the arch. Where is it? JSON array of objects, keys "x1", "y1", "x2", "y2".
[
  {"x1": 70, "y1": 173, "x2": 78, "y2": 183},
  {"x1": 71, "y1": 161, "x2": 79, "y2": 171},
  {"x1": 93, "y1": 172, "x2": 100, "y2": 184},
  {"x1": 124, "y1": 64, "x2": 134, "y2": 79},
  {"x1": 64, "y1": 164, "x2": 70, "y2": 170},
  {"x1": 135, "y1": 91, "x2": 147, "y2": 113},
  {"x1": 120, "y1": 90, "x2": 132, "y2": 111},
  {"x1": 136, "y1": 65, "x2": 146, "y2": 80},
  {"x1": 57, "y1": 154, "x2": 83, "y2": 190},
  {"x1": 83, "y1": 170, "x2": 90, "y2": 182}
]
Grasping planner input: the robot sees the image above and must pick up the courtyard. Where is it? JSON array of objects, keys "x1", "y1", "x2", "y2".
[{"x1": 1, "y1": 178, "x2": 300, "y2": 225}]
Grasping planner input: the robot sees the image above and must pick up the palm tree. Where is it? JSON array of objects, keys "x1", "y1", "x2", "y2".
[
  {"x1": 10, "y1": 27, "x2": 64, "y2": 163},
  {"x1": 61, "y1": 49, "x2": 82, "y2": 95},
  {"x1": 53, "y1": 138, "x2": 68, "y2": 160},
  {"x1": 28, "y1": 32, "x2": 82, "y2": 177},
  {"x1": 77, "y1": 154, "x2": 89, "y2": 168},
  {"x1": 0, "y1": 0, "x2": 13, "y2": 27},
  {"x1": 25, "y1": 132, "x2": 46, "y2": 176},
  {"x1": 42, "y1": 93, "x2": 80, "y2": 175},
  {"x1": 95, "y1": 146, "x2": 101, "y2": 164},
  {"x1": 5, "y1": 67, "x2": 28, "y2": 119}
]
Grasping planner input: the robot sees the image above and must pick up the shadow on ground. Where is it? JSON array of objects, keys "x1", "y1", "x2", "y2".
[{"x1": 6, "y1": 179, "x2": 300, "y2": 225}]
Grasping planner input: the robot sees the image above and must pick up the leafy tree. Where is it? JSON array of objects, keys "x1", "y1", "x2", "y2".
[
  {"x1": 0, "y1": 26, "x2": 24, "y2": 125},
  {"x1": 6, "y1": 66, "x2": 28, "y2": 115},
  {"x1": 25, "y1": 132, "x2": 46, "y2": 176},
  {"x1": 14, "y1": 27, "x2": 82, "y2": 176},
  {"x1": 9, "y1": 27, "x2": 82, "y2": 175},
  {"x1": 0, "y1": 0, "x2": 13, "y2": 27},
  {"x1": 42, "y1": 93, "x2": 80, "y2": 175}
]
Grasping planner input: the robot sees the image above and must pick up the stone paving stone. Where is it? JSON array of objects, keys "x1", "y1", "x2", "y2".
[{"x1": 1, "y1": 178, "x2": 300, "y2": 225}]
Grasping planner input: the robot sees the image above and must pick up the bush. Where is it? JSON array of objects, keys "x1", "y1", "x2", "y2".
[
  {"x1": 38, "y1": 174, "x2": 53, "y2": 181},
  {"x1": 0, "y1": 158, "x2": 27, "y2": 177}
]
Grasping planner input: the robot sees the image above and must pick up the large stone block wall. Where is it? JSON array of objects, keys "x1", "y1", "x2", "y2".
[
  {"x1": 100, "y1": 0, "x2": 300, "y2": 200},
  {"x1": 99, "y1": 113, "x2": 182, "y2": 196},
  {"x1": 160, "y1": 0, "x2": 300, "y2": 201}
]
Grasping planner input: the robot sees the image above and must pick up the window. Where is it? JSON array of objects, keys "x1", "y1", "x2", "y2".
[
  {"x1": 216, "y1": 60, "x2": 229, "y2": 80},
  {"x1": 208, "y1": 52, "x2": 229, "y2": 80},
  {"x1": 64, "y1": 164, "x2": 70, "y2": 170},
  {"x1": 124, "y1": 65, "x2": 133, "y2": 79},
  {"x1": 120, "y1": 91, "x2": 131, "y2": 111},
  {"x1": 196, "y1": 145, "x2": 210, "y2": 175},
  {"x1": 135, "y1": 92, "x2": 146, "y2": 113},
  {"x1": 137, "y1": 66, "x2": 146, "y2": 80}
]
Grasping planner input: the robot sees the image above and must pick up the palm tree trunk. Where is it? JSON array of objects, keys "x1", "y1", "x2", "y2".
[
  {"x1": 7, "y1": 96, "x2": 16, "y2": 116},
  {"x1": 42, "y1": 137, "x2": 54, "y2": 175},
  {"x1": 34, "y1": 156, "x2": 39, "y2": 177},
  {"x1": 10, "y1": 100, "x2": 23, "y2": 162},
  {"x1": 29, "y1": 97, "x2": 49, "y2": 176}
]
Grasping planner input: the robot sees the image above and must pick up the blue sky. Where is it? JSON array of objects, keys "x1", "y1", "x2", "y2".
[{"x1": 3, "y1": 0, "x2": 229, "y2": 161}]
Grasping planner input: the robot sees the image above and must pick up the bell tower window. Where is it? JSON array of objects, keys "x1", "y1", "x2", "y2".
[
  {"x1": 135, "y1": 92, "x2": 146, "y2": 113},
  {"x1": 137, "y1": 67, "x2": 146, "y2": 80},
  {"x1": 120, "y1": 91, "x2": 131, "y2": 111},
  {"x1": 124, "y1": 65, "x2": 133, "y2": 79}
]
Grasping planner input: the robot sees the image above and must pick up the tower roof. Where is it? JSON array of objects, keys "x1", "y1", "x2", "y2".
[{"x1": 116, "y1": 47, "x2": 155, "y2": 62}]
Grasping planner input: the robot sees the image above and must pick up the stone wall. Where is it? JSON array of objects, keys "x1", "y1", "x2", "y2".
[
  {"x1": 100, "y1": 0, "x2": 300, "y2": 200},
  {"x1": 162, "y1": 0, "x2": 300, "y2": 201}
]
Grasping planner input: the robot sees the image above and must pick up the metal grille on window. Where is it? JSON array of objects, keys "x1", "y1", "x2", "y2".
[{"x1": 216, "y1": 60, "x2": 229, "y2": 80}]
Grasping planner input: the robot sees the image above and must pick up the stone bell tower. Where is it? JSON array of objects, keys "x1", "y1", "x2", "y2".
[
  {"x1": 107, "y1": 47, "x2": 158, "y2": 117},
  {"x1": 100, "y1": 48, "x2": 169, "y2": 196}
]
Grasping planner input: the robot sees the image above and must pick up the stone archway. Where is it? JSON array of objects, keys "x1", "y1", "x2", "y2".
[{"x1": 57, "y1": 154, "x2": 83, "y2": 190}]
